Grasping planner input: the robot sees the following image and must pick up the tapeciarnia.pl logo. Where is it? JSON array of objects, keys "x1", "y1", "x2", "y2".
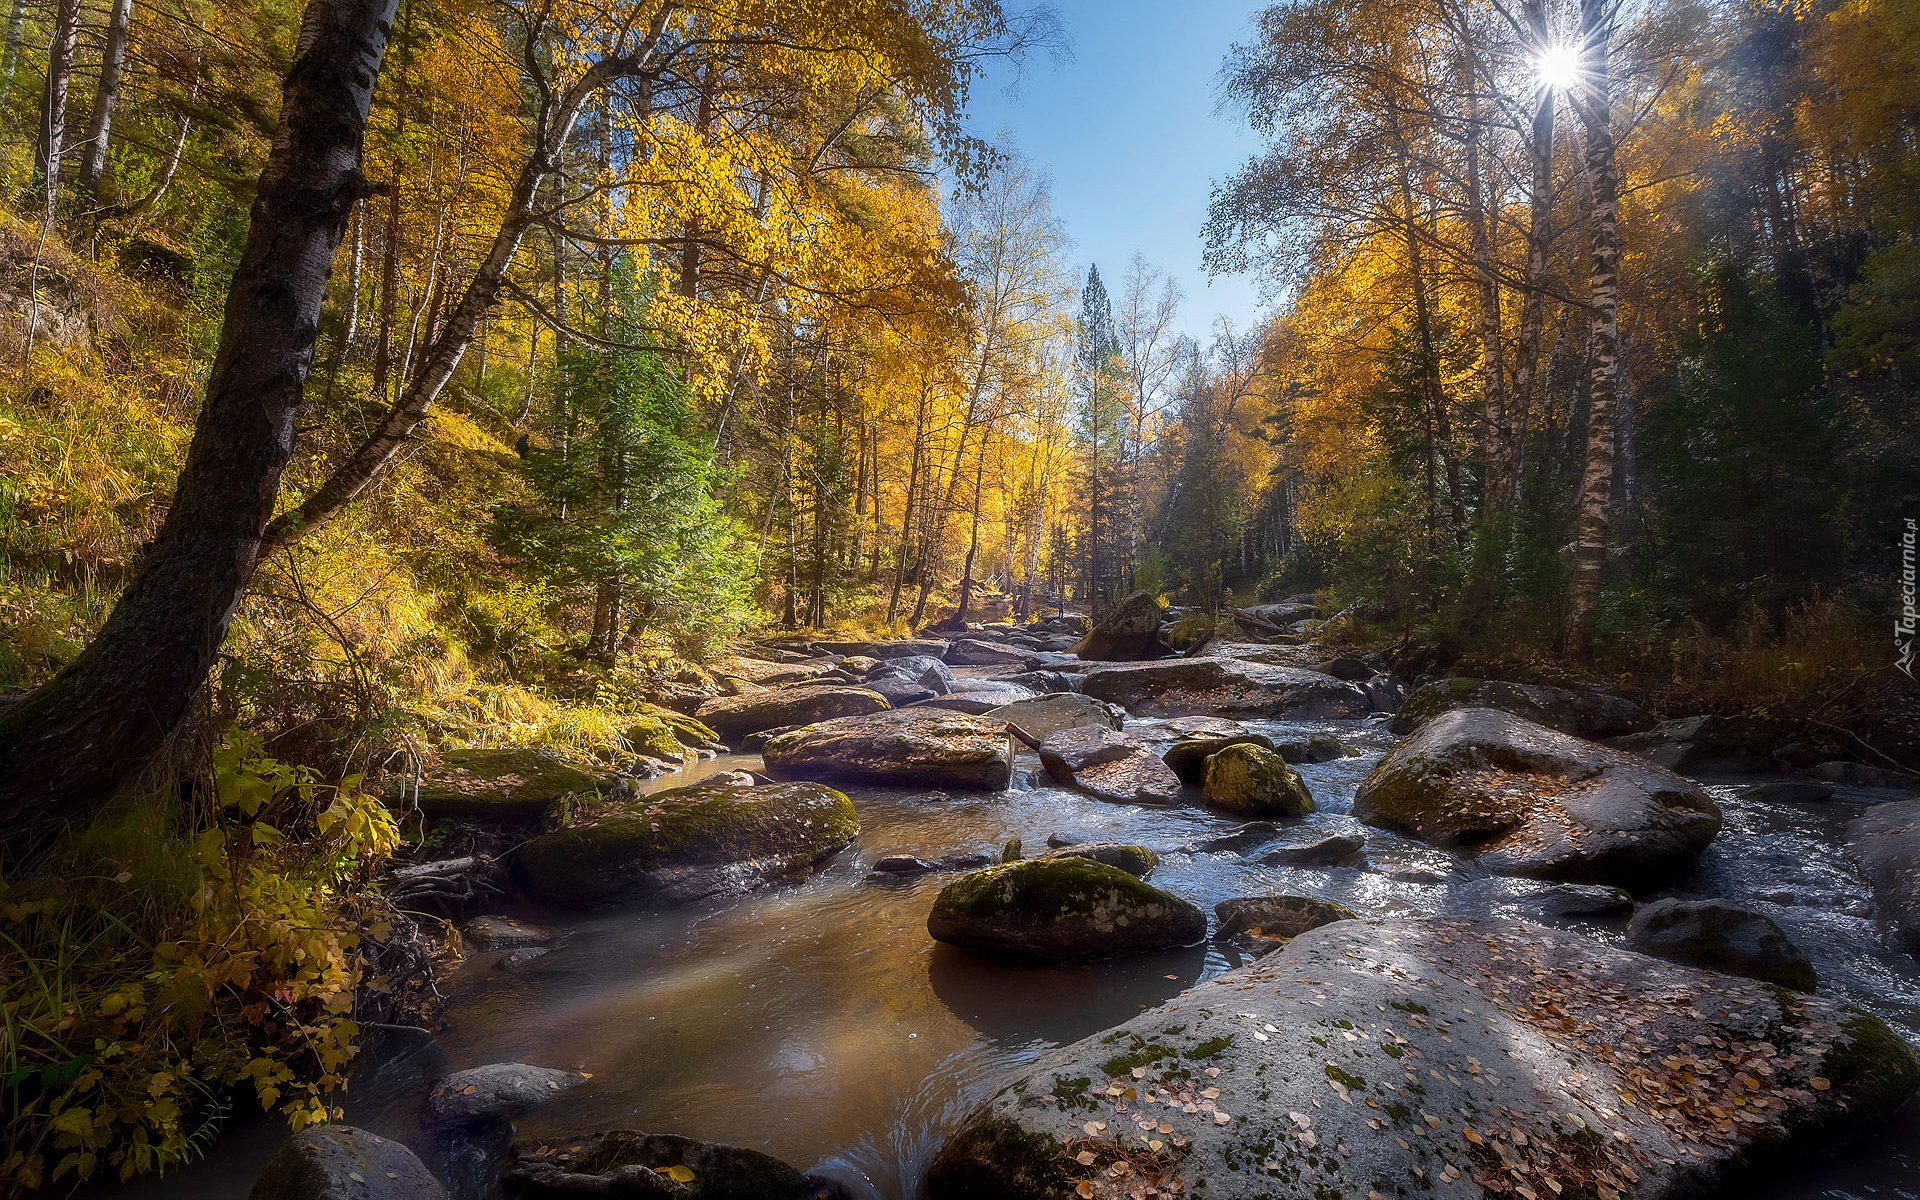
[{"x1": 1900, "y1": 517, "x2": 1917, "y2": 680}]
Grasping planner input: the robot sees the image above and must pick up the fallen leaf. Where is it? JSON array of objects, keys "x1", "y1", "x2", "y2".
[
  {"x1": 1085, "y1": 1121, "x2": 1108, "y2": 1136},
  {"x1": 1205, "y1": 1067, "x2": 1221, "y2": 1077},
  {"x1": 1811, "y1": 1077, "x2": 1831, "y2": 1091},
  {"x1": 1214, "y1": 1112, "x2": 1232, "y2": 1125},
  {"x1": 666, "y1": 1165, "x2": 695, "y2": 1184},
  {"x1": 1077, "y1": 1182, "x2": 1095, "y2": 1198},
  {"x1": 1132, "y1": 1067, "x2": 1148, "y2": 1078}
]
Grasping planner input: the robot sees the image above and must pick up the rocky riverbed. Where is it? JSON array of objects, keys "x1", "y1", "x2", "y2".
[{"x1": 90, "y1": 609, "x2": 1920, "y2": 1200}]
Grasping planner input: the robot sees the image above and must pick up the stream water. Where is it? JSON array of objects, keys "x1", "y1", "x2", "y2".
[{"x1": 92, "y1": 708, "x2": 1920, "y2": 1200}]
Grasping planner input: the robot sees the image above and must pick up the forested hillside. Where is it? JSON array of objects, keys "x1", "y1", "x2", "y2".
[{"x1": 0, "y1": 0, "x2": 1914, "y2": 1190}]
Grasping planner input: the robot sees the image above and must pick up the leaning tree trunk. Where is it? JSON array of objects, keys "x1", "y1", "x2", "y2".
[
  {"x1": 77, "y1": 0, "x2": 133, "y2": 197},
  {"x1": 0, "y1": 0, "x2": 399, "y2": 855},
  {"x1": 1566, "y1": 0, "x2": 1622, "y2": 655}
]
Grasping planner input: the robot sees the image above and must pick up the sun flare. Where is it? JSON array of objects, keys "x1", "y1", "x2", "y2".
[{"x1": 1535, "y1": 44, "x2": 1582, "y2": 89}]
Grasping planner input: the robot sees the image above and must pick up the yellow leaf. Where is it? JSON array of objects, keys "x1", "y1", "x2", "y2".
[
  {"x1": 1076, "y1": 1182, "x2": 1094, "y2": 1198},
  {"x1": 666, "y1": 1164, "x2": 695, "y2": 1183}
]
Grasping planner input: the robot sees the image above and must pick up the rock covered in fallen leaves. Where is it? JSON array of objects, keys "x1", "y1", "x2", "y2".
[
  {"x1": 1391, "y1": 677, "x2": 1654, "y2": 739},
  {"x1": 988, "y1": 693, "x2": 1126, "y2": 738},
  {"x1": 1213, "y1": 895, "x2": 1357, "y2": 943},
  {"x1": 502, "y1": 1130, "x2": 848, "y2": 1199},
  {"x1": 514, "y1": 778, "x2": 856, "y2": 907},
  {"x1": 693, "y1": 684, "x2": 891, "y2": 744},
  {"x1": 249, "y1": 1126, "x2": 447, "y2": 1200},
  {"x1": 1354, "y1": 708, "x2": 1722, "y2": 890},
  {"x1": 1035, "y1": 842, "x2": 1160, "y2": 878},
  {"x1": 1626, "y1": 898, "x2": 1818, "y2": 992},
  {"x1": 1845, "y1": 798, "x2": 1920, "y2": 955},
  {"x1": 760, "y1": 708, "x2": 1012, "y2": 790},
  {"x1": 1080, "y1": 658, "x2": 1370, "y2": 720},
  {"x1": 399, "y1": 747, "x2": 606, "y2": 822},
  {"x1": 1073, "y1": 591, "x2": 1171, "y2": 661},
  {"x1": 926, "y1": 858, "x2": 1206, "y2": 962},
  {"x1": 927, "y1": 916, "x2": 1919, "y2": 1200},
  {"x1": 1028, "y1": 727, "x2": 1182, "y2": 806},
  {"x1": 425, "y1": 1063, "x2": 587, "y2": 1134},
  {"x1": 1200, "y1": 743, "x2": 1315, "y2": 819}
]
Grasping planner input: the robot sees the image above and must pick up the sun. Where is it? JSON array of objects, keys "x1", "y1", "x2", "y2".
[{"x1": 1534, "y1": 44, "x2": 1582, "y2": 90}]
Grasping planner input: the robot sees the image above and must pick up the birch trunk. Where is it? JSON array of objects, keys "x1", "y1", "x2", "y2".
[{"x1": 77, "y1": 0, "x2": 133, "y2": 197}]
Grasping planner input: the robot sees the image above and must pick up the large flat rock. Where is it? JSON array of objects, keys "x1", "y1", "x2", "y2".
[
  {"x1": 695, "y1": 684, "x2": 891, "y2": 742},
  {"x1": 403, "y1": 747, "x2": 605, "y2": 822},
  {"x1": 1846, "y1": 798, "x2": 1920, "y2": 955},
  {"x1": 1355, "y1": 707, "x2": 1721, "y2": 890},
  {"x1": 1079, "y1": 658, "x2": 1370, "y2": 719},
  {"x1": 760, "y1": 708, "x2": 1013, "y2": 790},
  {"x1": 929, "y1": 916, "x2": 1918, "y2": 1200}
]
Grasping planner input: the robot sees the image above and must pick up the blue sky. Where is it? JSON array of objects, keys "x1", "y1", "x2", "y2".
[{"x1": 963, "y1": 0, "x2": 1270, "y2": 347}]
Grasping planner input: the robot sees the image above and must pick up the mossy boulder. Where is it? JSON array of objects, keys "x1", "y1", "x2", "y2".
[
  {"x1": 1391, "y1": 676, "x2": 1653, "y2": 739},
  {"x1": 926, "y1": 858, "x2": 1205, "y2": 961},
  {"x1": 635, "y1": 703, "x2": 722, "y2": 750},
  {"x1": 514, "y1": 778, "x2": 856, "y2": 907},
  {"x1": 624, "y1": 717, "x2": 692, "y2": 763},
  {"x1": 760, "y1": 708, "x2": 1012, "y2": 790},
  {"x1": 405, "y1": 747, "x2": 604, "y2": 822},
  {"x1": 928, "y1": 916, "x2": 1920, "y2": 1200},
  {"x1": 1356, "y1": 707, "x2": 1722, "y2": 890},
  {"x1": 1626, "y1": 898, "x2": 1817, "y2": 991},
  {"x1": 249, "y1": 1126, "x2": 446, "y2": 1200},
  {"x1": 1159, "y1": 716, "x2": 1275, "y2": 783},
  {"x1": 1072, "y1": 590, "x2": 1169, "y2": 661},
  {"x1": 1274, "y1": 732, "x2": 1354, "y2": 764},
  {"x1": 1200, "y1": 742, "x2": 1314, "y2": 819},
  {"x1": 502, "y1": 1130, "x2": 838, "y2": 1200},
  {"x1": 1034, "y1": 841, "x2": 1158, "y2": 878},
  {"x1": 694, "y1": 684, "x2": 890, "y2": 743}
]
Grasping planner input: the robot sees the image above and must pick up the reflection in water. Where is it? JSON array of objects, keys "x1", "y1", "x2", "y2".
[{"x1": 85, "y1": 714, "x2": 1920, "y2": 1200}]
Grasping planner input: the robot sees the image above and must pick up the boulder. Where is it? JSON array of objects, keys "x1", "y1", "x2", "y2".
[
  {"x1": 926, "y1": 858, "x2": 1206, "y2": 962},
  {"x1": 867, "y1": 654, "x2": 956, "y2": 694},
  {"x1": 1847, "y1": 799, "x2": 1920, "y2": 954},
  {"x1": 927, "y1": 916, "x2": 1920, "y2": 1200},
  {"x1": 868, "y1": 852, "x2": 996, "y2": 878},
  {"x1": 1608, "y1": 714, "x2": 1780, "y2": 774},
  {"x1": 1020, "y1": 726, "x2": 1181, "y2": 806},
  {"x1": 1363, "y1": 672, "x2": 1408, "y2": 714},
  {"x1": 1034, "y1": 842, "x2": 1159, "y2": 878},
  {"x1": 250, "y1": 1128, "x2": 446, "y2": 1200},
  {"x1": 1081, "y1": 658, "x2": 1370, "y2": 720},
  {"x1": 996, "y1": 670, "x2": 1084, "y2": 694},
  {"x1": 987, "y1": 693, "x2": 1124, "y2": 739},
  {"x1": 694, "y1": 684, "x2": 890, "y2": 743},
  {"x1": 1746, "y1": 779, "x2": 1837, "y2": 804},
  {"x1": 502, "y1": 1130, "x2": 846, "y2": 1200},
  {"x1": 1273, "y1": 733, "x2": 1353, "y2": 764},
  {"x1": 863, "y1": 675, "x2": 938, "y2": 707},
  {"x1": 1073, "y1": 591, "x2": 1169, "y2": 661},
  {"x1": 1531, "y1": 882, "x2": 1635, "y2": 916},
  {"x1": 462, "y1": 915, "x2": 557, "y2": 952},
  {"x1": 1355, "y1": 707, "x2": 1722, "y2": 890},
  {"x1": 1201, "y1": 743, "x2": 1315, "y2": 819},
  {"x1": 405, "y1": 748, "x2": 604, "y2": 822},
  {"x1": 515, "y1": 779, "x2": 857, "y2": 907},
  {"x1": 1159, "y1": 718, "x2": 1276, "y2": 784},
  {"x1": 1310, "y1": 656, "x2": 1373, "y2": 681},
  {"x1": 944, "y1": 638, "x2": 1039, "y2": 668},
  {"x1": 761, "y1": 709, "x2": 1012, "y2": 790},
  {"x1": 1254, "y1": 832, "x2": 1364, "y2": 867},
  {"x1": 1213, "y1": 895, "x2": 1357, "y2": 942},
  {"x1": 706, "y1": 655, "x2": 840, "y2": 687},
  {"x1": 1392, "y1": 677, "x2": 1654, "y2": 739},
  {"x1": 1626, "y1": 898, "x2": 1818, "y2": 991},
  {"x1": 425, "y1": 1063, "x2": 587, "y2": 1134}
]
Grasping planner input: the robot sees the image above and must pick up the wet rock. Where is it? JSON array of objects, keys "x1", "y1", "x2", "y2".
[
  {"x1": 943, "y1": 638, "x2": 1039, "y2": 668},
  {"x1": 996, "y1": 670, "x2": 1084, "y2": 694},
  {"x1": 426, "y1": 1063, "x2": 587, "y2": 1134},
  {"x1": 503, "y1": 1130, "x2": 847, "y2": 1200},
  {"x1": 926, "y1": 858, "x2": 1206, "y2": 962},
  {"x1": 987, "y1": 693, "x2": 1124, "y2": 738},
  {"x1": 1310, "y1": 656, "x2": 1373, "y2": 681},
  {"x1": 1201, "y1": 743, "x2": 1315, "y2": 819},
  {"x1": 761, "y1": 708, "x2": 1013, "y2": 790},
  {"x1": 1072, "y1": 591, "x2": 1170, "y2": 661},
  {"x1": 1081, "y1": 658, "x2": 1370, "y2": 720},
  {"x1": 1213, "y1": 895, "x2": 1357, "y2": 942},
  {"x1": 1254, "y1": 832, "x2": 1365, "y2": 867},
  {"x1": 694, "y1": 684, "x2": 891, "y2": 744},
  {"x1": 927, "y1": 916, "x2": 1920, "y2": 1200},
  {"x1": 1392, "y1": 677, "x2": 1654, "y2": 739},
  {"x1": 1355, "y1": 707, "x2": 1722, "y2": 890},
  {"x1": 1746, "y1": 779, "x2": 1837, "y2": 804},
  {"x1": 1531, "y1": 882, "x2": 1635, "y2": 916},
  {"x1": 1034, "y1": 842, "x2": 1159, "y2": 878},
  {"x1": 1021, "y1": 726, "x2": 1181, "y2": 806},
  {"x1": 1273, "y1": 733, "x2": 1354, "y2": 764},
  {"x1": 866, "y1": 654, "x2": 956, "y2": 694},
  {"x1": 1189, "y1": 821, "x2": 1281, "y2": 854},
  {"x1": 1626, "y1": 898, "x2": 1818, "y2": 991},
  {"x1": 1814, "y1": 760, "x2": 1920, "y2": 790},
  {"x1": 1363, "y1": 671, "x2": 1408, "y2": 714},
  {"x1": 867, "y1": 852, "x2": 996, "y2": 880},
  {"x1": 1847, "y1": 799, "x2": 1920, "y2": 955},
  {"x1": 497, "y1": 947, "x2": 550, "y2": 970},
  {"x1": 1608, "y1": 714, "x2": 1781, "y2": 774},
  {"x1": 863, "y1": 676, "x2": 938, "y2": 707},
  {"x1": 462, "y1": 915, "x2": 556, "y2": 952},
  {"x1": 909, "y1": 693, "x2": 1016, "y2": 715},
  {"x1": 404, "y1": 748, "x2": 605, "y2": 822},
  {"x1": 515, "y1": 778, "x2": 857, "y2": 907},
  {"x1": 249, "y1": 1126, "x2": 446, "y2": 1200},
  {"x1": 1160, "y1": 718, "x2": 1276, "y2": 784}
]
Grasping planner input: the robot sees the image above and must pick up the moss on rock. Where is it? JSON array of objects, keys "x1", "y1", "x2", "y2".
[
  {"x1": 1200, "y1": 743, "x2": 1314, "y2": 819},
  {"x1": 406, "y1": 747, "x2": 605, "y2": 822},
  {"x1": 927, "y1": 857, "x2": 1206, "y2": 962}
]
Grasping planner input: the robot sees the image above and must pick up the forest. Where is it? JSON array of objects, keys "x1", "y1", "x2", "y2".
[{"x1": 0, "y1": 0, "x2": 1916, "y2": 1194}]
